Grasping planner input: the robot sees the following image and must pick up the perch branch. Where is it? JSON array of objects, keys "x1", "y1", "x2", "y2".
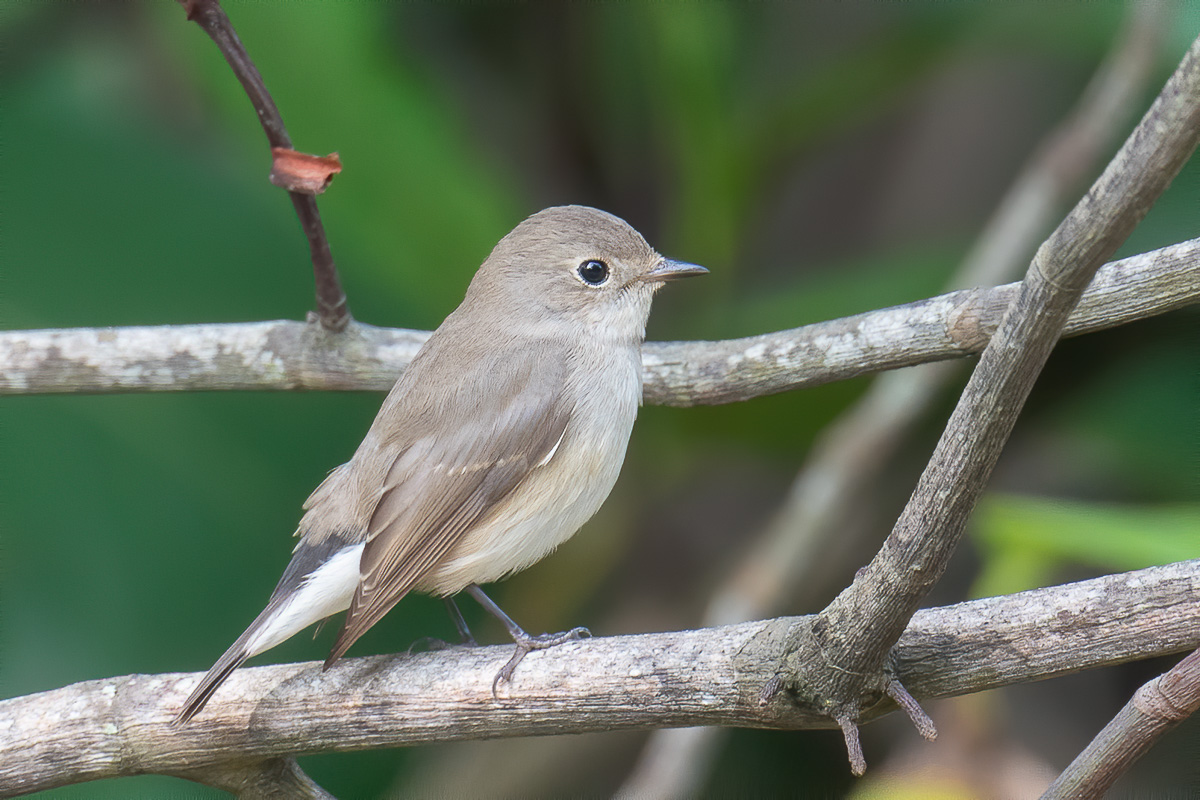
[
  {"x1": 772, "y1": 29, "x2": 1200, "y2": 771},
  {"x1": 0, "y1": 560, "x2": 1196, "y2": 796},
  {"x1": 617, "y1": 8, "x2": 1166, "y2": 795},
  {"x1": 1, "y1": 237, "x2": 1195, "y2": 398}
]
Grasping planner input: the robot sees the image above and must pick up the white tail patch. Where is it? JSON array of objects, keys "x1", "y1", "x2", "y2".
[{"x1": 244, "y1": 543, "x2": 364, "y2": 657}]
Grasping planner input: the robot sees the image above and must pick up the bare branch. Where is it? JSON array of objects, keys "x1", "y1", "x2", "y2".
[
  {"x1": 704, "y1": 0, "x2": 1169, "y2": 634},
  {"x1": 1042, "y1": 647, "x2": 1200, "y2": 799},
  {"x1": 770, "y1": 29, "x2": 1200, "y2": 771},
  {"x1": 1, "y1": 238, "x2": 1195, "y2": 398},
  {"x1": 1, "y1": 560, "x2": 1196, "y2": 796},
  {"x1": 179, "y1": 0, "x2": 350, "y2": 331},
  {"x1": 0, "y1": 322, "x2": 425, "y2": 395},
  {"x1": 646, "y1": 236, "x2": 1196, "y2": 406},
  {"x1": 617, "y1": 9, "x2": 1168, "y2": 795}
]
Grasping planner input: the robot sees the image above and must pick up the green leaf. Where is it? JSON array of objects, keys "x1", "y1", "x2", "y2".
[{"x1": 971, "y1": 493, "x2": 1200, "y2": 598}]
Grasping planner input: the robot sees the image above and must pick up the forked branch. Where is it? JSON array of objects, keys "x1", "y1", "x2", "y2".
[
  {"x1": 768, "y1": 29, "x2": 1200, "y2": 773},
  {"x1": 0, "y1": 561, "x2": 1196, "y2": 796},
  {"x1": 1, "y1": 237, "x2": 1195, "y2": 398}
]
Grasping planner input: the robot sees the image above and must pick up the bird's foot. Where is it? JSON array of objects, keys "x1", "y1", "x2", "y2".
[{"x1": 492, "y1": 626, "x2": 591, "y2": 697}]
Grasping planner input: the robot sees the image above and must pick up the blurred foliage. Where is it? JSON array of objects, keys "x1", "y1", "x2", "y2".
[
  {"x1": 972, "y1": 495, "x2": 1200, "y2": 599},
  {"x1": 1, "y1": 2, "x2": 1197, "y2": 798}
]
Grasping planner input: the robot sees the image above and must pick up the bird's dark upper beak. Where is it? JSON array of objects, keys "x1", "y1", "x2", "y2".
[{"x1": 646, "y1": 258, "x2": 709, "y2": 282}]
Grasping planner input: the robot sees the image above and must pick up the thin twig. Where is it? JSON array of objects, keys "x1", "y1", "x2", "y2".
[
  {"x1": 1042, "y1": 647, "x2": 1200, "y2": 799},
  {"x1": 887, "y1": 679, "x2": 937, "y2": 741},
  {"x1": 837, "y1": 714, "x2": 867, "y2": 776},
  {"x1": 615, "y1": 10, "x2": 1166, "y2": 795},
  {"x1": 1, "y1": 237, "x2": 1195, "y2": 398},
  {"x1": 179, "y1": 0, "x2": 350, "y2": 331},
  {"x1": 1, "y1": 560, "x2": 1196, "y2": 796},
  {"x1": 789, "y1": 30, "x2": 1200, "y2": 772}
]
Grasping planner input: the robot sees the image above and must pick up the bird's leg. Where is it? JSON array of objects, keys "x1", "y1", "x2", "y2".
[
  {"x1": 465, "y1": 584, "x2": 590, "y2": 695},
  {"x1": 407, "y1": 598, "x2": 479, "y2": 654},
  {"x1": 444, "y1": 596, "x2": 478, "y2": 645}
]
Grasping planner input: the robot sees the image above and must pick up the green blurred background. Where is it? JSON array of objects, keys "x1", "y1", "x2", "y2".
[{"x1": 2, "y1": 2, "x2": 1197, "y2": 797}]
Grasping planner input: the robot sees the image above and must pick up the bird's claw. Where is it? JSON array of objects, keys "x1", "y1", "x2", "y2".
[{"x1": 491, "y1": 626, "x2": 591, "y2": 698}]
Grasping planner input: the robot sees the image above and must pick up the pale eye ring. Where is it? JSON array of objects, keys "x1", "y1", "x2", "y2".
[{"x1": 577, "y1": 259, "x2": 610, "y2": 286}]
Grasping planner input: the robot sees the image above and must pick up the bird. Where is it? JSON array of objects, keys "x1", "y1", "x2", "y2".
[{"x1": 175, "y1": 205, "x2": 707, "y2": 722}]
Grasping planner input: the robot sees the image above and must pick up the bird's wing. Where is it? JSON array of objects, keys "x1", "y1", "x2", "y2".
[{"x1": 325, "y1": 350, "x2": 573, "y2": 665}]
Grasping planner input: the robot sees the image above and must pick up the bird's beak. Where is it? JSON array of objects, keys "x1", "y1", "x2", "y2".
[{"x1": 646, "y1": 258, "x2": 709, "y2": 282}]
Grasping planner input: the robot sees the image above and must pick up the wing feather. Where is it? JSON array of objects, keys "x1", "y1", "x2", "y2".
[{"x1": 325, "y1": 349, "x2": 573, "y2": 666}]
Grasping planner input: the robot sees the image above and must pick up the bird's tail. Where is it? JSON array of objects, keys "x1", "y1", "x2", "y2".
[
  {"x1": 174, "y1": 540, "x2": 364, "y2": 723},
  {"x1": 174, "y1": 604, "x2": 272, "y2": 724},
  {"x1": 175, "y1": 638, "x2": 254, "y2": 724}
]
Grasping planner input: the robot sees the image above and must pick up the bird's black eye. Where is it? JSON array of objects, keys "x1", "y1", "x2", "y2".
[{"x1": 577, "y1": 259, "x2": 610, "y2": 286}]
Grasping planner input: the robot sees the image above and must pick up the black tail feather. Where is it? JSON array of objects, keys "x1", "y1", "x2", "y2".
[
  {"x1": 173, "y1": 597, "x2": 285, "y2": 724},
  {"x1": 174, "y1": 646, "x2": 251, "y2": 724}
]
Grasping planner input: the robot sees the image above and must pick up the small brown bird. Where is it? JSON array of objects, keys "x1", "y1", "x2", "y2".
[{"x1": 177, "y1": 205, "x2": 706, "y2": 722}]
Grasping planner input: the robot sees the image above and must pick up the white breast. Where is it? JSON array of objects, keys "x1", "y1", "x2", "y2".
[{"x1": 421, "y1": 343, "x2": 643, "y2": 595}]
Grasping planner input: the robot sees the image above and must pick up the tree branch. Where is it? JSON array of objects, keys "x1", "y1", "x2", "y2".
[
  {"x1": 0, "y1": 561, "x2": 1196, "y2": 796},
  {"x1": 768, "y1": 29, "x2": 1200, "y2": 773},
  {"x1": 618, "y1": 7, "x2": 1166, "y2": 791},
  {"x1": 1, "y1": 237, "x2": 1195, "y2": 399},
  {"x1": 179, "y1": 0, "x2": 350, "y2": 331},
  {"x1": 1042, "y1": 646, "x2": 1200, "y2": 799}
]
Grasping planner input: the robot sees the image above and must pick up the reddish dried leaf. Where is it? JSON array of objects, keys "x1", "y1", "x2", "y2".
[{"x1": 269, "y1": 148, "x2": 343, "y2": 195}]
